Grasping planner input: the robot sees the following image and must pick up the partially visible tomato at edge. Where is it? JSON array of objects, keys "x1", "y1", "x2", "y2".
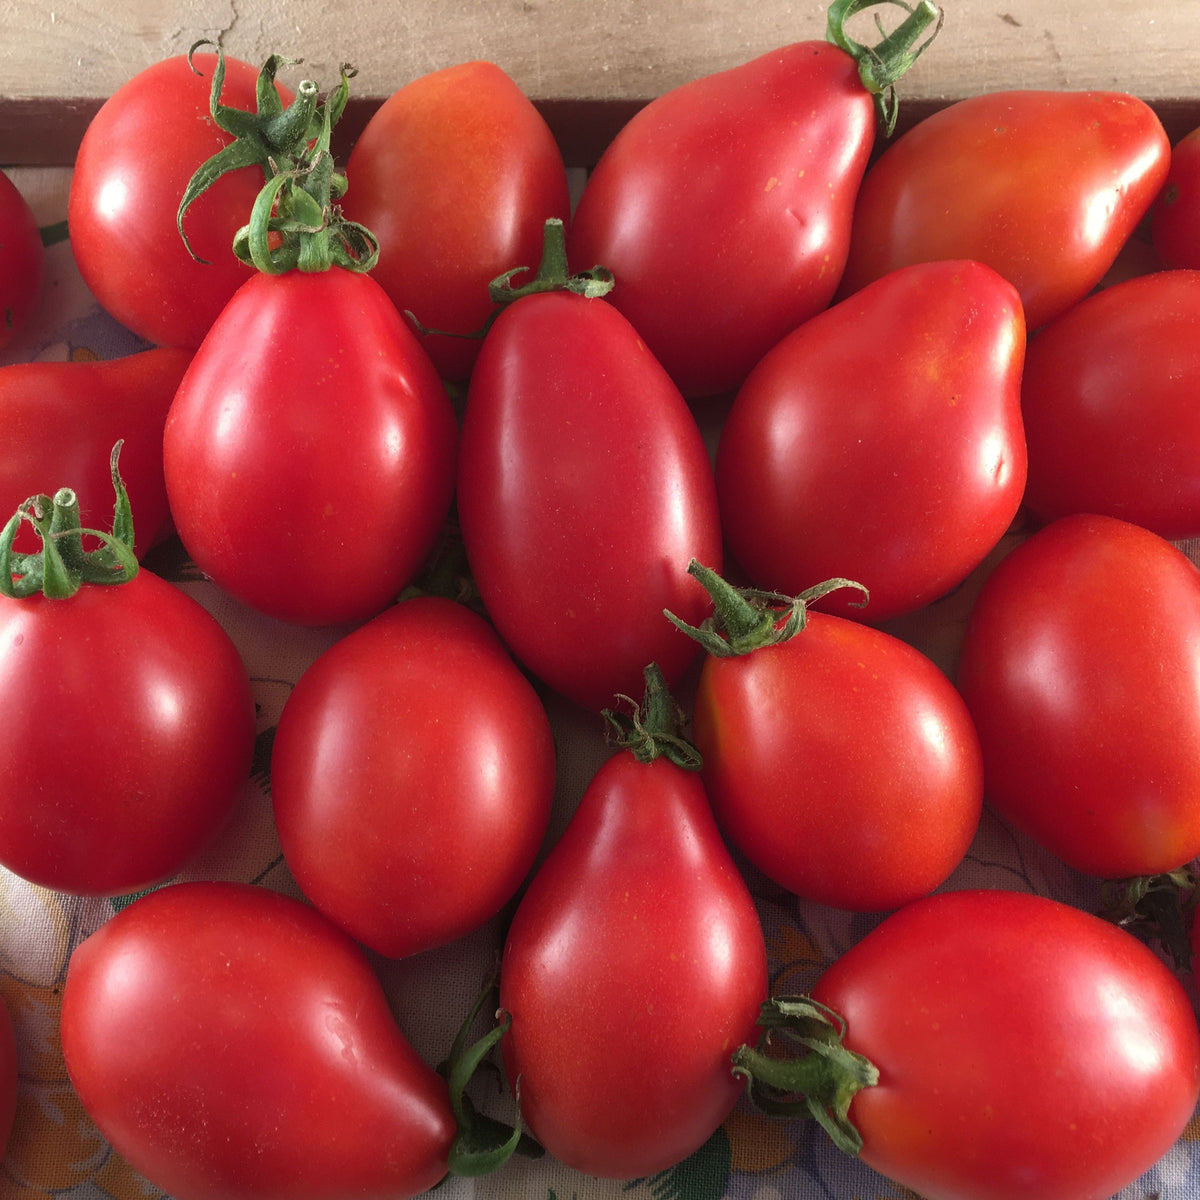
[
  {"x1": 0, "y1": 169, "x2": 44, "y2": 355},
  {"x1": 68, "y1": 52, "x2": 291, "y2": 349}
]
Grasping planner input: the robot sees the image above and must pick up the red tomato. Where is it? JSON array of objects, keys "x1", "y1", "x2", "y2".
[
  {"x1": 499, "y1": 749, "x2": 768, "y2": 1177},
  {"x1": 809, "y1": 889, "x2": 1200, "y2": 1200},
  {"x1": 0, "y1": 169, "x2": 43, "y2": 354},
  {"x1": 957, "y1": 514, "x2": 1200, "y2": 878},
  {"x1": 716, "y1": 260, "x2": 1027, "y2": 623},
  {"x1": 567, "y1": 24, "x2": 921, "y2": 398},
  {"x1": 68, "y1": 53, "x2": 291, "y2": 348},
  {"x1": 1021, "y1": 270, "x2": 1200, "y2": 539},
  {"x1": 342, "y1": 61, "x2": 572, "y2": 382},
  {"x1": 0, "y1": 563, "x2": 255, "y2": 896},
  {"x1": 1152, "y1": 124, "x2": 1200, "y2": 268},
  {"x1": 692, "y1": 608, "x2": 982, "y2": 912},
  {"x1": 457, "y1": 289, "x2": 722, "y2": 711},
  {"x1": 272, "y1": 595, "x2": 556, "y2": 958},
  {"x1": 839, "y1": 90, "x2": 1170, "y2": 330},
  {"x1": 0, "y1": 347, "x2": 192, "y2": 559},
  {"x1": 61, "y1": 881, "x2": 454, "y2": 1200},
  {"x1": 163, "y1": 268, "x2": 457, "y2": 626}
]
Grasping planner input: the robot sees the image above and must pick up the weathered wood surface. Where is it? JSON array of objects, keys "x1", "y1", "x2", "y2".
[{"x1": 2, "y1": 0, "x2": 1200, "y2": 163}]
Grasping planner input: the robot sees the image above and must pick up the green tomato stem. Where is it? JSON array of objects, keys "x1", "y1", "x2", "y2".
[
  {"x1": 601, "y1": 662, "x2": 703, "y2": 771},
  {"x1": 0, "y1": 442, "x2": 139, "y2": 600}
]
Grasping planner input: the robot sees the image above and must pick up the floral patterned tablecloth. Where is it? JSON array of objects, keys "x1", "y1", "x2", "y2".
[{"x1": 0, "y1": 164, "x2": 1198, "y2": 1200}]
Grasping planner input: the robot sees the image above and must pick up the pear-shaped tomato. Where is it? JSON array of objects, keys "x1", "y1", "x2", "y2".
[
  {"x1": 566, "y1": 1, "x2": 942, "y2": 397},
  {"x1": 839, "y1": 89, "x2": 1170, "y2": 330},
  {"x1": 61, "y1": 882, "x2": 455, "y2": 1200},
  {"x1": 342, "y1": 60, "x2": 572, "y2": 382},
  {"x1": 458, "y1": 276, "x2": 722, "y2": 711},
  {"x1": 499, "y1": 673, "x2": 768, "y2": 1178},
  {"x1": 163, "y1": 268, "x2": 457, "y2": 626},
  {"x1": 716, "y1": 260, "x2": 1026, "y2": 624}
]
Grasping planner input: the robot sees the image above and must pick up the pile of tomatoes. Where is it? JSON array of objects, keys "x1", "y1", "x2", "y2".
[{"x1": 5, "y1": 1, "x2": 1200, "y2": 1197}]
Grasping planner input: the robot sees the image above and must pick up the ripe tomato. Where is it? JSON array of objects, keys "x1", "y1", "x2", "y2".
[
  {"x1": 499, "y1": 690, "x2": 768, "y2": 1178},
  {"x1": 69, "y1": 52, "x2": 291, "y2": 349},
  {"x1": 457, "y1": 285, "x2": 722, "y2": 711},
  {"x1": 342, "y1": 60, "x2": 572, "y2": 382},
  {"x1": 0, "y1": 485, "x2": 255, "y2": 895},
  {"x1": 163, "y1": 268, "x2": 457, "y2": 626},
  {"x1": 567, "y1": 1, "x2": 941, "y2": 397},
  {"x1": 272, "y1": 595, "x2": 556, "y2": 958},
  {"x1": 0, "y1": 347, "x2": 192, "y2": 559},
  {"x1": 807, "y1": 889, "x2": 1200, "y2": 1200},
  {"x1": 957, "y1": 514, "x2": 1200, "y2": 879},
  {"x1": 839, "y1": 90, "x2": 1170, "y2": 330},
  {"x1": 1021, "y1": 270, "x2": 1200, "y2": 539},
  {"x1": 716, "y1": 260, "x2": 1026, "y2": 623},
  {"x1": 1152, "y1": 123, "x2": 1200, "y2": 268},
  {"x1": 689, "y1": 592, "x2": 982, "y2": 913},
  {"x1": 61, "y1": 881, "x2": 455, "y2": 1200},
  {"x1": 0, "y1": 169, "x2": 43, "y2": 354}
]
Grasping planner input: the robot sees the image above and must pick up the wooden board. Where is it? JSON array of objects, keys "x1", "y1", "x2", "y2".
[{"x1": 3, "y1": 0, "x2": 1200, "y2": 163}]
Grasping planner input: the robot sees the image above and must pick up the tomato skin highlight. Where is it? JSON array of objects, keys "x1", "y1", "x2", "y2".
[
  {"x1": 163, "y1": 268, "x2": 458, "y2": 626},
  {"x1": 812, "y1": 889, "x2": 1200, "y2": 1200},
  {"x1": 0, "y1": 347, "x2": 192, "y2": 560},
  {"x1": 957, "y1": 513, "x2": 1200, "y2": 878},
  {"x1": 0, "y1": 169, "x2": 44, "y2": 354},
  {"x1": 68, "y1": 53, "x2": 290, "y2": 349},
  {"x1": 693, "y1": 610, "x2": 982, "y2": 912},
  {"x1": 271, "y1": 595, "x2": 556, "y2": 958},
  {"x1": 1021, "y1": 269, "x2": 1200, "y2": 539},
  {"x1": 499, "y1": 752, "x2": 769, "y2": 1179},
  {"x1": 343, "y1": 60, "x2": 572, "y2": 382},
  {"x1": 0, "y1": 570, "x2": 256, "y2": 895},
  {"x1": 716, "y1": 259, "x2": 1027, "y2": 623},
  {"x1": 839, "y1": 90, "x2": 1170, "y2": 330},
  {"x1": 60, "y1": 881, "x2": 455, "y2": 1200},
  {"x1": 457, "y1": 290, "x2": 722, "y2": 711},
  {"x1": 568, "y1": 40, "x2": 876, "y2": 398}
]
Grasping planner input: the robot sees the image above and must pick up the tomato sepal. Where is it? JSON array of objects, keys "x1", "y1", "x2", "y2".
[
  {"x1": 0, "y1": 442, "x2": 139, "y2": 600},
  {"x1": 406, "y1": 217, "x2": 613, "y2": 344},
  {"x1": 601, "y1": 661, "x2": 703, "y2": 771},
  {"x1": 440, "y1": 972, "x2": 544, "y2": 1179},
  {"x1": 825, "y1": 0, "x2": 944, "y2": 135},
  {"x1": 731, "y1": 994, "x2": 878, "y2": 1156},
  {"x1": 664, "y1": 559, "x2": 867, "y2": 657},
  {"x1": 1099, "y1": 867, "x2": 1199, "y2": 974},
  {"x1": 179, "y1": 43, "x2": 379, "y2": 275}
]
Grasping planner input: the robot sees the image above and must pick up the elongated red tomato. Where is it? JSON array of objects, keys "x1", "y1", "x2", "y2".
[
  {"x1": 957, "y1": 514, "x2": 1200, "y2": 878},
  {"x1": 1021, "y1": 269, "x2": 1200, "y2": 539},
  {"x1": 163, "y1": 268, "x2": 457, "y2": 626},
  {"x1": 272, "y1": 596, "x2": 556, "y2": 958},
  {"x1": 1152, "y1": 123, "x2": 1200, "y2": 268},
  {"x1": 692, "y1": 608, "x2": 982, "y2": 912},
  {"x1": 69, "y1": 52, "x2": 290, "y2": 348},
  {"x1": 343, "y1": 61, "x2": 571, "y2": 382},
  {"x1": 457, "y1": 289, "x2": 722, "y2": 711},
  {"x1": 0, "y1": 347, "x2": 192, "y2": 559},
  {"x1": 810, "y1": 889, "x2": 1200, "y2": 1200},
  {"x1": 567, "y1": 2, "x2": 941, "y2": 397},
  {"x1": 500, "y1": 747, "x2": 768, "y2": 1178},
  {"x1": 716, "y1": 260, "x2": 1026, "y2": 623},
  {"x1": 61, "y1": 882, "x2": 455, "y2": 1200},
  {"x1": 0, "y1": 169, "x2": 43, "y2": 354},
  {"x1": 839, "y1": 90, "x2": 1170, "y2": 330}
]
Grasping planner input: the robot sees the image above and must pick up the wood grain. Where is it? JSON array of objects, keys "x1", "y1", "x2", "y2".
[{"x1": 2, "y1": 0, "x2": 1200, "y2": 164}]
